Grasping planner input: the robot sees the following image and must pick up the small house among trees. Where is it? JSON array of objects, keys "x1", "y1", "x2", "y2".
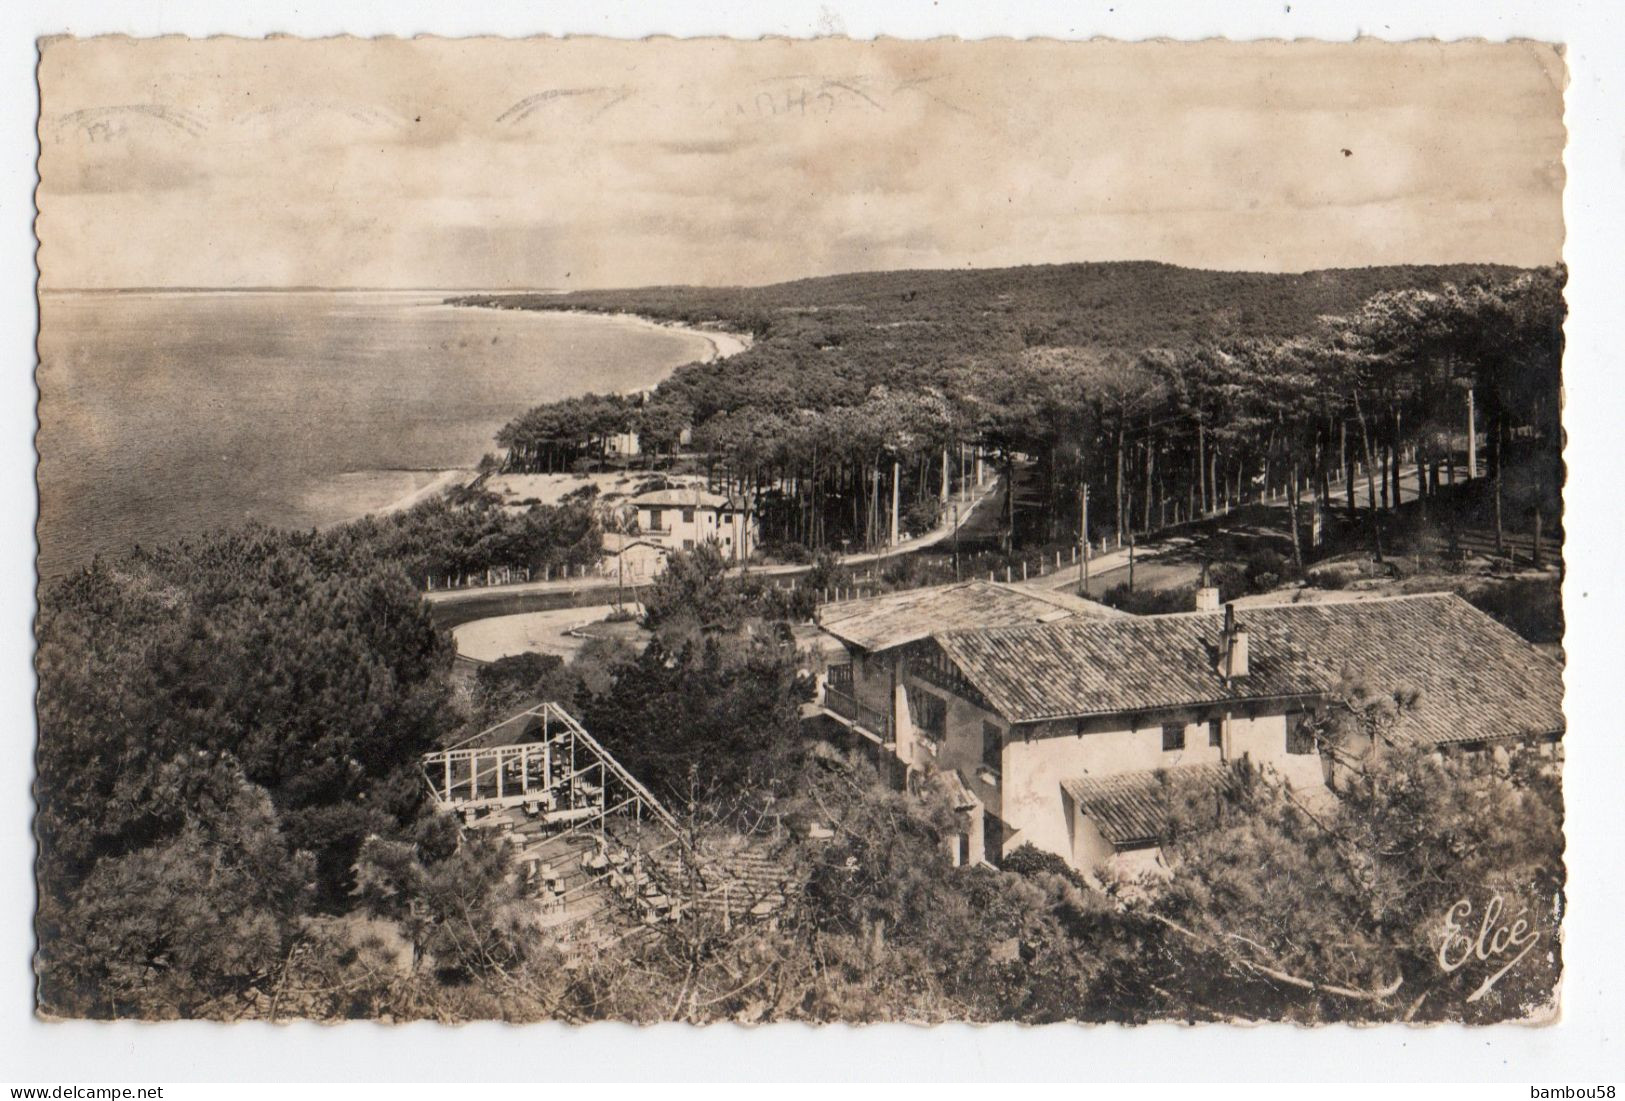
[{"x1": 630, "y1": 485, "x2": 759, "y2": 562}]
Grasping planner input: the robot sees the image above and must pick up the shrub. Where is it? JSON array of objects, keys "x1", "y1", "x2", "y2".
[
  {"x1": 759, "y1": 541, "x2": 813, "y2": 565},
  {"x1": 1000, "y1": 842, "x2": 1091, "y2": 890},
  {"x1": 881, "y1": 554, "x2": 924, "y2": 588},
  {"x1": 1244, "y1": 548, "x2": 1295, "y2": 589},
  {"x1": 1306, "y1": 567, "x2": 1351, "y2": 590},
  {"x1": 802, "y1": 551, "x2": 850, "y2": 595},
  {"x1": 1100, "y1": 583, "x2": 1198, "y2": 616},
  {"x1": 1466, "y1": 578, "x2": 1564, "y2": 645},
  {"x1": 1207, "y1": 563, "x2": 1249, "y2": 603},
  {"x1": 903, "y1": 497, "x2": 943, "y2": 538}
]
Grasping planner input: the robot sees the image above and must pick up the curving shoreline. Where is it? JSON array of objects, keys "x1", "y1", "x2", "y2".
[
  {"x1": 573, "y1": 309, "x2": 753, "y2": 365},
  {"x1": 373, "y1": 467, "x2": 475, "y2": 516},
  {"x1": 372, "y1": 307, "x2": 751, "y2": 517}
]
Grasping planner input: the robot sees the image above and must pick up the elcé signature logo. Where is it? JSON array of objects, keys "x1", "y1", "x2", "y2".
[{"x1": 1437, "y1": 894, "x2": 1541, "y2": 1002}]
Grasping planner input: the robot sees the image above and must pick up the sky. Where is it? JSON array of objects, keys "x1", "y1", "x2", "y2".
[{"x1": 37, "y1": 36, "x2": 1567, "y2": 290}]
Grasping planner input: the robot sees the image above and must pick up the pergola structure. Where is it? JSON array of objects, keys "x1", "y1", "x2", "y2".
[
  {"x1": 423, "y1": 703, "x2": 793, "y2": 932},
  {"x1": 423, "y1": 703, "x2": 691, "y2": 925},
  {"x1": 424, "y1": 703, "x2": 676, "y2": 826}
]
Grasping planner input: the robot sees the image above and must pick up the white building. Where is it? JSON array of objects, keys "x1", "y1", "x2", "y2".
[
  {"x1": 629, "y1": 486, "x2": 759, "y2": 562},
  {"x1": 813, "y1": 588, "x2": 1565, "y2": 880},
  {"x1": 598, "y1": 532, "x2": 670, "y2": 586}
]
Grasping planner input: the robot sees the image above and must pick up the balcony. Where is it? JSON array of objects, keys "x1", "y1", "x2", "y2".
[{"x1": 820, "y1": 682, "x2": 894, "y2": 748}]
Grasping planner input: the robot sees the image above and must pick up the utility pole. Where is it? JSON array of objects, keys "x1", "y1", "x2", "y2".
[
  {"x1": 1467, "y1": 388, "x2": 1478, "y2": 480},
  {"x1": 1077, "y1": 483, "x2": 1090, "y2": 596},
  {"x1": 890, "y1": 459, "x2": 901, "y2": 548},
  {"x1": 1127, "y1": 530, "x2": 1136, "y2": 592},
  {"x1": 953, "y1": 503, "x2": 961, "y2": 581}
]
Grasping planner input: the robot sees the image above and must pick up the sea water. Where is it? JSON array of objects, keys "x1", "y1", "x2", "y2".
[{"x1": 37, "y1": 290, "x2": 712, "y2": 580}]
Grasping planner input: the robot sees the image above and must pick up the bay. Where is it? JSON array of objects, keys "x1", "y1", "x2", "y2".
[{"x1": 36, "y1": 290, "x2": 713, "y2": 580}]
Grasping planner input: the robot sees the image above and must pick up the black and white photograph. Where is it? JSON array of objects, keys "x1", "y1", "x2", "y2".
[{"x1": 27, "y1": 25, "x2": 1586, "y2": 1042}]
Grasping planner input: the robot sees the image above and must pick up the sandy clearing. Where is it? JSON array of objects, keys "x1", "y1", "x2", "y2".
[
  {"x1": 482, "y1": 470, "x2": 711, "y2": 509},
  {"x1": 451, "y1": 603, "x2": 645, "y2": 663}
]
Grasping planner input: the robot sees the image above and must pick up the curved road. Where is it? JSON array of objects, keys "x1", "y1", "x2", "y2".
[{"x1": 426, "y1": 478, "x2": 1004, "y2": 630}]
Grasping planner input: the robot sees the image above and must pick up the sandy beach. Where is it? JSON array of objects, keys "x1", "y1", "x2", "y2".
[
  {"x1": 375, "y1": 467, "x2": 475, "y2": 515},
  {"x1": 541, "y1": 308, "x2": 754, "y2": 367},
  {"x1": 377, "y1": 309, "x2": 752, "y2": 518}
]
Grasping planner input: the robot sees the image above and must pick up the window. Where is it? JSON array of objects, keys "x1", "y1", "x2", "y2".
[
  {"x1": 648, "y1": 507, "x2": 664, "y2": 531},
  {"x1": 682, "y1": 508, "x2": 696, "y2": 523},
  {"x1": 682, "y1": 539, "x2": 694, "y2": 550},
  {"x1": 981, "y1": 721, "x2": 1002, "y2": 774},
  {"x1": 1162, "y1": 722, "x2": 1186, "y2": 752},
  {"x1": 1208, "y1": 718, "x2": 1223, "y2": 748},
  {"x1": 907, "y1": 687, "x2": 947, "y2": 744},
  {"x1": 1287, "y1": 711, "x2": 1317, "y2": 755}
]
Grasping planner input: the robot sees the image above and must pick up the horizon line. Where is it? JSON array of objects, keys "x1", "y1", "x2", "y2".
[
  {"x1": 40, "y1": 285, "x2": 563, "y2": 294},
  {"x1": 38, "y1": 256, "x2": 1552, "y2": 297}
]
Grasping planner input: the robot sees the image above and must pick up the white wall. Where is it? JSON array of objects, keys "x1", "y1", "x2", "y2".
[
  {"x1": 599, "y1": 544, "x2": 667, "y2": 584},
  {"x1": 636, "y1": 505, "x2": 757, "y2": 560},
  {"x1": 899, "y1": 673, "x2": 1006, "y2": 820},
  {"x1": 1069, "y1": 798, "x2": 1117, "y2": 873},
  {"x1": 842, "y1": 650, "x2": 1333, "y2": 869},
  {"x1": 998, "y1": 706, "x2": 1327, "y2": 867}
]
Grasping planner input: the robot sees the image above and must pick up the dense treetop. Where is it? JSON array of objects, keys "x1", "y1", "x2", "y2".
[{"x1": 464, "y1": 261, "x2": 1563, "y2": 561}]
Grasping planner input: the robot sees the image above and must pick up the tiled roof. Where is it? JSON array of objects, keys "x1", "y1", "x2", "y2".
[
  {"x1": 1062, "y1": 763, "x2": 1239, "y2": 846},
  {"x1": 817, "y1": 580, "x2": 1120, "y2": 653},
  {"x1": 927, "y1": 767, "x2": 980, "y2": 811},
  {"x1": 935, "y1": 593, "x2": 1564, "y2": 748}
]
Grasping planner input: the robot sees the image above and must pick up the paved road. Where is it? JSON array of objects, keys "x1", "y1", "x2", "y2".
[
  {"x1": 431, "y1": 477, "x2": 1002, "y2": 602},
  {"x1": 427, "y1": 479, "x2": 1004, "y2": 629}
]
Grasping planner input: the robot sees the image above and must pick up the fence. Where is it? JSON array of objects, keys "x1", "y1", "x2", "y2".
[{"x1": 425, "y1": 561, "x2": 605, "y2": 592}]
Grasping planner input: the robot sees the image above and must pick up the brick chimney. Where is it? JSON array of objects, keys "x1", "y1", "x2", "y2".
[{"x1": 1219, "y1": 603, "x2": 1249, "y2": 680}]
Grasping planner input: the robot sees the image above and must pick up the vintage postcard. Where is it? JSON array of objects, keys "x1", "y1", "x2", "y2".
[{"x1": 34, "y1": 35, "x2": 1566, "y2": 1026}]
